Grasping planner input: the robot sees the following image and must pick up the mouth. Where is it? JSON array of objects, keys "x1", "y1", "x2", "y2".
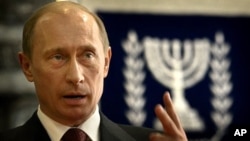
[
  {"x1": 63, "y1": 93, "x2": 87, "y2": 105},
  {"x1": 63, "y1": 95, "x2": 85, "y2": 99}
]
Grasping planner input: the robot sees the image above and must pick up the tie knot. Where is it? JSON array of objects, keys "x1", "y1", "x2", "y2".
[{"x1": 61, "y1": 128, "x2": 87, "y2": 141}]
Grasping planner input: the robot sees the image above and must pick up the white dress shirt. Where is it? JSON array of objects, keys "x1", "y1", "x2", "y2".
[{"x1": 37, "y1": 105, "x2": 100, "y2": 141}]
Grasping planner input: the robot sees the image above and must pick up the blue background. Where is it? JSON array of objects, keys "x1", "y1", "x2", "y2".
[{"x1": 98, "y1": 12, "x2": 250, "y2": 140}]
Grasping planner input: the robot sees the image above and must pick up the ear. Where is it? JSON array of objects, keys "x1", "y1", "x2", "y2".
[
  {"x1": 104, "y1": 47, "x2": 112, "y2": 78},
  {"x1": 18, "y1": 52, "x2": 34, "y2": 82}
]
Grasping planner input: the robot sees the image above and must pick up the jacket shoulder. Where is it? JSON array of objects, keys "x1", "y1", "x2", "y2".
[
  {"x1": 0, "y1": 125, "x2": 33, "y2": 141},
  {"x1": 0, "y1": 112, "x2": 50, "y2": 141}
]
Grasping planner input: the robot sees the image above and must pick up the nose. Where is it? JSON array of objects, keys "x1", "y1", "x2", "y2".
[{"x1": 66, "y1": 58, "x2": 84, "y2": 86}]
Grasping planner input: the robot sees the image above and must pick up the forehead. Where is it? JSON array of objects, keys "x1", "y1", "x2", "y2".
[
  {"x1": 33, "y1": 6, "x2": 100, "y2": 41},
  {"x1": 37, "y1": 7, "x2": 94, "y2": 26},
  {"x1": 31, "y1": 5, "x2": 104, "y2": 52}
]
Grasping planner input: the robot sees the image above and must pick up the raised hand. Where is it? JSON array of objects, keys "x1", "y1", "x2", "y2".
[{"x1": 150, "y1": 92, "x2": 187, "y2": 141}]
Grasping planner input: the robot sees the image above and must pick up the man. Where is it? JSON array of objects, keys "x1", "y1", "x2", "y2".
[{"x1": 0, "y1": 1, "x2": 187, "y2": 141}]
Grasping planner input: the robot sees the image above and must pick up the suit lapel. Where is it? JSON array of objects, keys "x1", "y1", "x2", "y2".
[
  {"x1": 99, "y1": 113, "x2": 136, "y2": 141},
  {"x1": 23, "y1": 112, "x2": 51, "y2": 141}
]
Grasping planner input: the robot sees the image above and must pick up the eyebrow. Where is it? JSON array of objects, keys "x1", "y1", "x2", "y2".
[
  {"x1": 43, "y1": 44, "x2": 97, "y2": 56},
  {"x1": 43, "y1": 47, "x2": 66, "y2": 56}
]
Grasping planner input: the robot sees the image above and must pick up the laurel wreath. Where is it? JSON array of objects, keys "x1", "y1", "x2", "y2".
[
  {"x1": 209, "y1": 32, "x2": 233, "y2": 141},
  {"x1": 122, "y1": 30, "x2": 147, "y2": 126}
]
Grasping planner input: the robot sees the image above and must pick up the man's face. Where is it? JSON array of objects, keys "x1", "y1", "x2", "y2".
[{"x1": 20, "y1": 10, "x2": 111, "y2": 126}]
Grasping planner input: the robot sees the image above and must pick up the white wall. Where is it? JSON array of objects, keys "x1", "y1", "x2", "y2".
[{"x1": 78, "y1": 0, "x2": 250, "y2": 16}]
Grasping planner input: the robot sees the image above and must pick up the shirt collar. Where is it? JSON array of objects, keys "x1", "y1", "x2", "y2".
[{"x1": 37, "y1": 105, "x2": 100, "y2": 141}]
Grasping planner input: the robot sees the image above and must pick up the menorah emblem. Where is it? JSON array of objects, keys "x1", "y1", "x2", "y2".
[{"x1": 143, "y1": 37, "x2": 210, "y2": 130}]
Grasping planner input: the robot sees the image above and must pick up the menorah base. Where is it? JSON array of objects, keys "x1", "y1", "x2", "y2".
[
  {"x1": 153, "y1": 108, "x2": 204, "y2": 131},
  {"x1": 178, "y1": 108, "x2": 204, "y2": 131}
]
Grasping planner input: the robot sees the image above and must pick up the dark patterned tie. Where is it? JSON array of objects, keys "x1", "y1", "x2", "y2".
[{"x1": 61, "y1": 128, "x2": 87, "y2": 141}]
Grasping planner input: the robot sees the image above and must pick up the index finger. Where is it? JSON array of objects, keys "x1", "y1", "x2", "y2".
[
  {"x1": 163, "y1": 92, "x2": 182, "y2": 130},
  {"x1": 155, "y1": 104, "x2": 179, "y2": 135}
]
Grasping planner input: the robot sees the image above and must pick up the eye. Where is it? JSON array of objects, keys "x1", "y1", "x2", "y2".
[
  {"x1": 84, "y1": 51, "x2": 94, "y2": 59},
  {"x1": 52, "y1": 54, "x2": 65, "y2": 61}
]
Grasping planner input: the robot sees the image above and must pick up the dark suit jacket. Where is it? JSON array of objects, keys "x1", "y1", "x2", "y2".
[{"x1": 0, "y1": 111, "x2": 158, "y2": 141}]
